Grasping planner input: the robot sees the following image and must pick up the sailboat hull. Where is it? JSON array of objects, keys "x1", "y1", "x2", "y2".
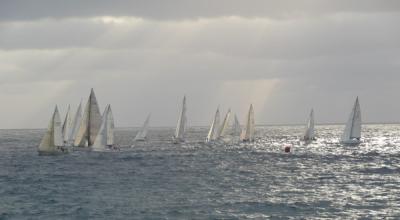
[
  {"x1": 38, "y1": 147, "x2": 69, "y2": 156},
  {"x1": 340, "y1": 139, "x2": 361, "y2": 145},
  {"x1": 134, "y1": 137, "x2": 147, "y2": 142},
  {"x1": 172, "y1": 137, "x2": 185, "y2": 144}
]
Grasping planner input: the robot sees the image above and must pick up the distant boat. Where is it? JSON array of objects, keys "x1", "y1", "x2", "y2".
[
  {"x1": 217, "y1": 109, "x2": 231, "y2": 139},
  {"x1": 38, "y1": 106, "x2": 68, "y2": 155},
  {"x1": 205, "y1": 107, "x2": 220, "y2": 143},
  {"x1": 232, "y1": 114, "x2": 241, "y2": 136},
  {"x1": 74, "y1": 89, "x2": 102, "y2": 147},
  {"x1": 62, "y1": 105, "x2": 73, "y2": 146},
  {"x1": 92, "y1": 105, "x2": 115, "y2": 151},
  {"x1": 240, "y1": 104, "x2": 255, "y2": 142},
  {"x1": 340, "y1": 97, "x2": 361, "y2": 145},
  {"x1": 302, "y1": 109, "x2": 315, "y2": 143},
  {"x1": 134, "y1": 114, "x2": 151, "y2": 142},
  {"x1": 173, "y1": 96, "x2": 187, "y2": 144},
  {"x1": 70, "y1": 102, "x2": 83, "y2": 143}
]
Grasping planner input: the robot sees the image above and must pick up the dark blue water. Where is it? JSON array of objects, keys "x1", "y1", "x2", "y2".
[{"x1": 1, "y1": 125, "x2": 400, "y2": 219}]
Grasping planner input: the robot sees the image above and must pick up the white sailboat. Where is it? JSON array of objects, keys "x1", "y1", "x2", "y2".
[
  {"x1": 74, "y1": 88, "x2": 102, "y2": 147},
  {"x1": 240, "y1": 104, "x2": 255, "y2": 142},
  {"x1": 92, "y1": 104, "x2": 115, "y2": 151},
  {"x1": 173, "y1": 96, "x2": 187, "y2": 144},
  {"x1": 303, "y1": 109, "x2": 315, "y2": 142},
  {"x1": 134, "y1": 114, "x2": 151, "y2": 142},
  {"x1": 70, "y1": 102, "x2": 83, "y2": 143},
  {"x1": 38, "y1": 106, "x2": 67, "y2": 155},
  {"x1": 340, "y1": 97, "x2": 361, "y2": 145},
  {"x1": 232, "y1": 114, "x2": 241, "y2": 136},
  {"x1": 205, "y1": 107, "x2": 220, "y2": 143},
  {"x1": 62, "y1": 105, "x2": 73, "y2": 145},
  {"x1": 218, "y1": 109, "x2": 231, "y2": 139}
]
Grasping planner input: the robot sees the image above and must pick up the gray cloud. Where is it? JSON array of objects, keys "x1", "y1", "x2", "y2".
[
  {"x1": 1, "y1": 0, "x2": 400, "y2": 21},
  {"x1": 0, "y1": 1, "x2": 399, "y2": 128}
]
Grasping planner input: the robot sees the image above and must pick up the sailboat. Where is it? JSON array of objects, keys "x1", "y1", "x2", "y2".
[
  {"x1": 217, "y1": 109, "x2": 231, "y2": 139},
  {"x1": 73, "y1": 89, "x2": 102, "y2": 147},
  {"x1": 232, "y1": 114, "x2": 241, "y2": 136},
  {"x1": 205, "y1": 107, "x2": 220, "y2": 143},
  {"x1": 38, "y1": 106, "x2": 68, "y2": 155},
  {"x1": 92, "y1": 104, "x2": 115, "y2": 151},
  {"x1": 134, "y1": 114, "x2": 151, "y2": 142},
  {"x1": 62, "y1": 105, "x2": 73, "y2": 146},
  {"x1": 240, "y1": 104, "x2": 255, "y2": 142},
  {"x1": 172, "y1": 96, "x2": 187, "y2": 144},
  {"x1": 70, "y1": 102, "x2": 83, "y2": 143},
  {"x1": 302, "y1": 109, "x2": 315, "y2": 143},
  {"x1": 340, "y1": 97, "x2": 361, "y2": 145}
]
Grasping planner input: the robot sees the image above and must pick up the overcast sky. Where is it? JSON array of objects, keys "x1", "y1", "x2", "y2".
[{"x1": 0, "y1": 0, "x2": 400, "y2": 128}]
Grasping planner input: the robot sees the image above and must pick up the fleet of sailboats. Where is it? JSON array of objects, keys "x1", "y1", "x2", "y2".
[{"x1": 38, "y1": 91, "x2": 366, "y2": 155}]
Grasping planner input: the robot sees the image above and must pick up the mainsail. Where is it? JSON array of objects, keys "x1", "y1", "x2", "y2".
[
  {"x1": 93, "y1": 104, "x2": 115, "y2": 150},
  {"x1": 218, "y1": 109, "x2": 231, "y2": 138},
  {"x1": 206, "y1": 108, "x2": 220, "y2": 142},
  {"x1": 73, "y1": 89, "x2": 102, "y2": 147},
  {"x1": 62, "y1": 105, "x2": 73, "y2": 145},
  {"x1": 38, "y1": 106, "x2": 63, "y2": 153},
  {"x1": 341, "y1": 97, "x2": 361, "y2": 142},
  {"x1": 303, "y1": 109, "x2": 315, "y2": 141},
  {"x1": 70, "y1": 102, "x2": 83, "y2": 142},
  {"x1": 134, "y1": 113, "x2": 151, "y2": 141},
  {"x1": 173, "y1": 96, "x2": 187, "y2": 142},
  {"x1": 232, "y1": 114, "x2": 241, "y2": 136},
  {"x1": 240, "y1": 104, "x2": 255, "y2": 142}
]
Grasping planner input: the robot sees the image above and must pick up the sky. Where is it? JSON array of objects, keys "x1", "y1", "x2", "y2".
[{"x1": 0, "y1": 0, "x2": 400, "y2": 128}]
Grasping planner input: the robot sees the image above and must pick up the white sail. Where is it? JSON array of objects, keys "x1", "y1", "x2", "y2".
[
  {"x1": 232, "y1": 114, "x2": 241, "y2": 136},
  {"x1": 240, "y1": 104, "x2": 255, "y2": 142},
  {"x1": 218, "y1": 109, "x2": 231, "y2": 138},
  {"x1": 62, "y1": 105, "x2": 73, "y2": 144},
  {"x1": 341, "y1": 97, "x2": 361, "y2": 143},
  {"x1": 206, "y1": 108, "x2": 220, "y2": 142},
  {"x1": 39, "y1": 106, "x2": 63, "y2": 153},
  {"x1": 173, "y1": 96, "x2": 187, "y2": 143},
  {"x1": 134, "y1": 113, "x2": 151, "y2": 141},
  {"x1": 74, "y1": 88, "x2": 102, "y2": 147},
  {"x1": 70, "y1": 102, "x2": 83, "y2": 142},
  {"x1": 303, "y1": 109, "x2": 315, "y2": 141},
  {"x1": 93, "y1": 104, "x2": 115, "y2": 150}
]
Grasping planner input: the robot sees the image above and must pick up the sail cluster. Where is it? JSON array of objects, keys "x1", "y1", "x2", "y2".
[
  {"x1": 38, "y1": 89, "x2": 115, "y2": 154},
  {"x1": 38, "y1": 91, "x2": 363, "y2": 155}
]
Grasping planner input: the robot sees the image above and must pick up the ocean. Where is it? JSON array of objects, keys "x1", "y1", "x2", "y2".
[{"x1": 1, "y1": 124, "x2": 400, "y2": 219}]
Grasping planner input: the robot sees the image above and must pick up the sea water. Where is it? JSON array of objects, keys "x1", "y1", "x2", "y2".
[{"x1": 0, "y1": 124, "x2": 400, "y2": 219}]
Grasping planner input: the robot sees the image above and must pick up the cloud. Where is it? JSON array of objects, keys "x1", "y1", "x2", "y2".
[
  {"x1": 0, "y1": 2, "x2": 399, "y2": 128},
  {"x1": 0, "y1": 0, "x2": 399, "y2": 21}
]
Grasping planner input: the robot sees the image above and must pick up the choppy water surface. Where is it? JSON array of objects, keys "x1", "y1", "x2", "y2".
[{"x1": 1, "y1": 124, "x2": 400, "y2": 219}]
